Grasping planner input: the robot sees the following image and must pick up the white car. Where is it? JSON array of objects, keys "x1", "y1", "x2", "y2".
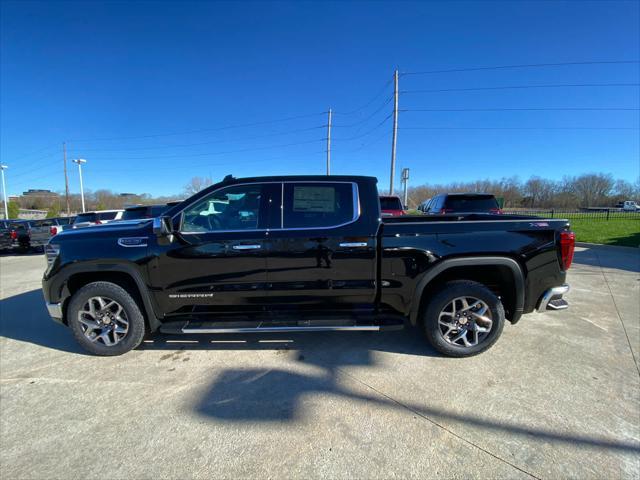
[
  {"x1": 623, "y1": 201, "x2": 640, "y2": 212},
  {"x1": 71, "y1": 210, "x2": 124, "y2": 229}
]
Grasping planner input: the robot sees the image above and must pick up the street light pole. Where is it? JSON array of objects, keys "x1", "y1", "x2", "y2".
[
  {"x1": 0, "y1": 165, "x2": 8, "y2": 219},
  {"x1": 73, "y1": 159, "x2": 87, "y2": 213},
  {"x1": 401, "y1": 167, "x2": 410, "y2": 208}
]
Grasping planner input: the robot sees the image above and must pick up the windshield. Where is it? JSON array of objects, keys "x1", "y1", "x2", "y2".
[
  {"x1": 444, "y1": 195, "x2": 499, "y2": 212},
  {"x1": 380, "y1": 197, "x2": 403, "y2": 210}
]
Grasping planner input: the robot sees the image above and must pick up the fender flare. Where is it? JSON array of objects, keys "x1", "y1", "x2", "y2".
[
  {"x1": 409, "y1": 256, "x2": 525, "y2": 325},
  {"x1": 54, "y1": 262, "x2": 162, "y2": 331}
]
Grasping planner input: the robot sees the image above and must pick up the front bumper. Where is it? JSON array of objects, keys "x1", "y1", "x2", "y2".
[
  {"x1": 536, "y1": 284, "x2": 570, "y2": 312},
  {"x1": 46, "y1": 302, "x2": 64, "y2": 324}
]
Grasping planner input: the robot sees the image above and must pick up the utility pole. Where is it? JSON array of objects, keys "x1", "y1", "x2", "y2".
[
  {"x1": 389, "y1": 69, "x2": 399, "y2": 194},
  {"x1": 0, "y1": 165, "x2": 8, "y2": 219},
  {"x1": 401, "y1": 167, "x2": 410, "y2": 208},
  {"x1": 73, "y1": 159, "x2": 87, "y2": 212},
  {"x1": 326, "y1": 108, "x2": 332, "y2": 175},
  {"x1": 63, "y1": 142, "x2": 70, "y2": 216}
]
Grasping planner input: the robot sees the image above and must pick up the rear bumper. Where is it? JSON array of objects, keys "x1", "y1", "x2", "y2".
[{"x1": 536, "y1": 284, "x2": 570, "y2": 312}]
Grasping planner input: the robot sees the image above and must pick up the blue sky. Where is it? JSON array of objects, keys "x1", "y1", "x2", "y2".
[{"x1": 1, "y1": 0, "x2": 638, "y2": 197}]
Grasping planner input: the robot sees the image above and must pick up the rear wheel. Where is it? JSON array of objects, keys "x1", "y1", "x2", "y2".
[
  {"x1": 67, "y1": 281, "x2": 146, "y2": 356},
  {"x1": 423, "y1": 280, "x2": 505, "y2": 357}
]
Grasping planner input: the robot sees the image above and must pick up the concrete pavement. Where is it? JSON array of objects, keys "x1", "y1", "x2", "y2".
[{"x1": 0, "y1": 246, "x2": 638, "y2": 479}]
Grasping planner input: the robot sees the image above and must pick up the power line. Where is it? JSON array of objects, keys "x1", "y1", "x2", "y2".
[
  {"x1": 333, "y1": 77, "x2": 394, "y2": 116},
  {"x1": 87, "y1": 150, "x2": 327, "y2": 174},
  {"x1": 333, "y1": 113, "x2": 393, "y2": 141},
  {"x1": 402, "y1": 83, "x2": 640, "y2": 94},
  {"x1": 402, "y1": 107, "x2": 640, "y2": 112},
  {"x1": 84, "y1": 138, "x2": 325, "y2": 162},
  {"x1": 332, "y1": 95, "x2": 393, "y2": 128},
  {"x1": 334, "y1": 131, "x2": 392, "y2": 153},
  {"x1": 66, "y1": 125, "x2": 326, "y2": 153},
  {"x1": 401, "y1": 60, "x2": 640, "y2": 76},
  {"x1": 68, "y1": 112, "x2": 327, "y2": 142},
  {"x1": 400, "y1": 126, "x2": 638, "y2": 130},
  {"x1": 400, "y1": 83, "x2": 640, "y2": 93}
]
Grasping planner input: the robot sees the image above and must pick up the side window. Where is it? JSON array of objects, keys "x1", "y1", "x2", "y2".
[
  {"x1": 182, "y1": 184, "x2": 264, "y2": 232},
  {"x1": 283, "y1": 183, "x2": 356, "y2": 229}
]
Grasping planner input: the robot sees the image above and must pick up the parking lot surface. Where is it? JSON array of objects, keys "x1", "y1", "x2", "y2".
[{"x1": 1, "y1": 245, "x2": 639, "y2": 479}]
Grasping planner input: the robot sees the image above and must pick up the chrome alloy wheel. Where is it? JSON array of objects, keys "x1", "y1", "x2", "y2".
[
  {"x1": 78, "y1": 296, "x2": 129, "y2": 346},
  {"x1": 438, "y1": 296, "x2": 493, "y2": 347}
]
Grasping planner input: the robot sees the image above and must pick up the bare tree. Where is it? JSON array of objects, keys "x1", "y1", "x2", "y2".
[
  {"x1": 183, "y1": 176, "x2": 213, "y2": 196},
  {"x1": 570, "y1": 173, "x2": 614, "y2": 207}
]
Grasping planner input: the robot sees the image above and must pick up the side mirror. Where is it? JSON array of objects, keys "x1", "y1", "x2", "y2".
[{"x1": 153, "y1": 216, "x2": 172, "y2": 237}]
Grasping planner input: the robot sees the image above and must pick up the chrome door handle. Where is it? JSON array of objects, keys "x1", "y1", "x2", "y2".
[
  {"x1": 232, "y1": 244, "x2": 262, "y2": 250},
  {"x1": 339, "y1": 242, "x2": 368, "y2": 247}
]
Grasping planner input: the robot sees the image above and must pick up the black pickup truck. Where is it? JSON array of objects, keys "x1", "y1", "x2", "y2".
[{"x1": 42, "y1": 175, "x2": 574, "y2": 357}]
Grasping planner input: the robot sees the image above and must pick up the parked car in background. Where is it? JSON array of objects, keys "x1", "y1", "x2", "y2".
[
  {"x1": 422, "y1": 193, "x2": 502, "y2": 215},
  {"x1": 622, "y1": 200, "x2": 640, "y2": 212},
  {"x1": 50, "y1": 217, "x2": 75, "y2": 236},
  {"x1": 0, "y1": 220, "x2": 22, "y2": 251},
  {"x1": 379, "y1": 195, "x2": 406, "y2": 216},
  {"x1": 417, "y1": 198, "x2": 431, "y2": 213},
  {"x1": 72, "y1": 210, "x2": 123, "y2": 229},
  {"x1": 120, "y1": 202, "x2": 182, "y2": 221}
]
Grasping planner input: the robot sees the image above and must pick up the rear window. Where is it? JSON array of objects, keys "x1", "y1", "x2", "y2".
[
  {"x1": 34, "y1": 219, "x2": 54, "y2": 227},
  {"x1": 380, "y1": 197, "x2": 403, "y2": 210},
  {"x1": 444, "y1": 195, "x2": 499, "y2": 212},
  {"x1": 122, "y1": 206, "x2": 166, "y2": 220},
  {"x1": 283, "y1": 183, "x2": 355, "y2": 229},
  {"x1": 97, "y1": 211, "x2": 119, "y2": 221},
  {"x1": 122, "y1": 207, "x2": 148, "y2": 220},
  {"x1": 74, "y1": 213, "x2": 97, "y2": 223},
  {"x1": 57, "y1": 217, "x2": 72, "y2": 225}
]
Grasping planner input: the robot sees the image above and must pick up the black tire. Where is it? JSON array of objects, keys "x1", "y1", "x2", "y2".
[
  {"x1": 67, "y1": 281, "x2": 146, "y2": 356},
  {"x1": 423, "y1": 280, "x2": 505, "y2": 357}
]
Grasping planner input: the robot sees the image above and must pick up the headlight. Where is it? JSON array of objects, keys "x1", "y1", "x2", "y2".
[{"x1": 45, "y1": 243, "x2": 60, "y2": 268}]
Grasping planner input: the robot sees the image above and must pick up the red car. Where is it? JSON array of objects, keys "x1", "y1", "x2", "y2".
[{"x1": 379, "y1": 195, "x2": 406, "y2": 216}]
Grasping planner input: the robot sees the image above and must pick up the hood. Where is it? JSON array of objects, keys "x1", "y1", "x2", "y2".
[{"x1": 54, "y1": 219, "x2": 152, "y2": 240}]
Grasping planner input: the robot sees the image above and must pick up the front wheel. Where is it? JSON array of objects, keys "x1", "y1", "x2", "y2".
[
  {"x1": 423, "y1": 280, "x2": 505, "y2": 357},
  {"x1": 67, "y1": 281, "x2": 146, "y2": 356}
]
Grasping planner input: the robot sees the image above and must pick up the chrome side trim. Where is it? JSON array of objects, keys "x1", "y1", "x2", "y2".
[
  {"x1": 232, "y1": 244, "x2": 261, "y2": 250},
  {"x1": 339, "y1": 242, "x2": 368, "y2": 247},
  {"x1": 181, "y1": 325, "x2": 380, "y2": 333},
  {"x1": 537, "y1": 284, "x2": 570, "y2": 312},
  {"x1": 46, "y1": 302, "x2": 63, "y2": 319}
]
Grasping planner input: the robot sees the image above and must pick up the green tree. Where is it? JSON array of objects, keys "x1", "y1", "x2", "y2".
[
  {"x1": 7, "y1": 201, "x2": 20, "y2": 219},
  {"x1": 46, "y1": 204, "x2": 61, "y2": 218}
]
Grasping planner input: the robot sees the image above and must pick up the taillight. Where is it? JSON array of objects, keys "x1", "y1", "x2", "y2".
[
  {"x1": 10, "y1": 230, "x2": 17, "y2": 240},
  {"x1": 50, "y1": 226, "x2": 58, "y2": 236},
  {"x1": 560, "y1": 231, "x2": 575, "y2": 270},
  {"x1": 440, "y1": 208, "x2": 453, "y2": 214},
  {"x1": 490, "y1": 208, "x2": 503, "y2": 214},
  {"x1": 95, "y1": 220, "x2": 102, "y2": 225}
]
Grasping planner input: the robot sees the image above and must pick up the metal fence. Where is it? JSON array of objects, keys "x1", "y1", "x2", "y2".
[{"x1": 502, "y1": 208, "x2": 640, "y2": 220}]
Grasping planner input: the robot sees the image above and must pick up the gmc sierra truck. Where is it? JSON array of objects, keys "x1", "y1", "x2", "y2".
[{"x1": 42, "y1": 175, "x2": 574, "y2": 357}]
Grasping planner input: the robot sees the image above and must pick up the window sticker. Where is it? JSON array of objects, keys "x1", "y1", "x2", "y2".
[{"x1": 293, "y1": 187, "x2": 336, "y2": 212}]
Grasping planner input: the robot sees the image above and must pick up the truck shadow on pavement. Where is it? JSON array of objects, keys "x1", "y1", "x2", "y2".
[
  {"x1": 2, "y1": 290, "x2": 638, "y2": 456},
  {"x1": 0, "y1": 289, "x2": 86, "y2": 354},
  {"x1": 192, "y1": 347, "x2": 640, "y2": 455}
]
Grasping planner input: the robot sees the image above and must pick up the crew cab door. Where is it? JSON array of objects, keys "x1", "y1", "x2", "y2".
[
  {"x1": 149, "y1": 183, "x2": 276, "y2": 317},
  {"x1": 265, "y1": 181, "x2": 377, "y2": 313}
]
